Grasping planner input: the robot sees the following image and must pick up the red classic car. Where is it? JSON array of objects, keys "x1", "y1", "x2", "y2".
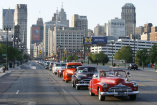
[
  {"x1": 63, "y1": 62, "x2": 82, "y2": 82},
  {"x1": 88, "y1": 70, "x2": 139, "y2": 101}
]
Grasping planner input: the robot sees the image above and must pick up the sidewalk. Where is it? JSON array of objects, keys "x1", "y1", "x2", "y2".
[
  {"x1": 0, "y1": 65, "x2": 21, "y2": 78},
  {"x1": 83, "y1": 63, "x2": 157, "y2": 72}
]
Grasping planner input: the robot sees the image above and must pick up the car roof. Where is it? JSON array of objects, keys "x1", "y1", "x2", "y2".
[
  {"x1": 66, "y1": 62, "x2": 82, "y2": 65},
  {"x1": 77, "y1": 66, "x2": 96, "y2": 68}
]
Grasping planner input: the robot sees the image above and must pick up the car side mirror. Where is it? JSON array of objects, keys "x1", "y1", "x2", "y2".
[
  {"x1": 93, "y1": 75, "x2": 98, "y2": 78},
  {"x1": 127, "y1": 72, "x2": 131, "y2": 77}
]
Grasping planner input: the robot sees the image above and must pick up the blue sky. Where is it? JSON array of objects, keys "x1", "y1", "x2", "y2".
[{"x1": 0, "y1": 0, "x2": 157, "y2": 48}]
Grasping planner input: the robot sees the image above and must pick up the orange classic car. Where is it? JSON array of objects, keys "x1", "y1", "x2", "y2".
[
  {"x1": 63, "y1": 62, "x2": 82, "y2": 82},
  {"x1": 88, "y1": 70, "x2": 139, "y2": 101}
]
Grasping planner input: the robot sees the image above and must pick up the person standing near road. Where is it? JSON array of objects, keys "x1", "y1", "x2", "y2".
[{"x1": 3, "y1": 64, "x2": 6, "y2": 73}]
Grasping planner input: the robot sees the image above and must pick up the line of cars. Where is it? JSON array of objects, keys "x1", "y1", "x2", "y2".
[{"x1": 43, "y1": 61, "x2": 139, "y2": 101}]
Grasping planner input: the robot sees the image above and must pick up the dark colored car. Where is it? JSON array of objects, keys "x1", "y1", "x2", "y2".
[
  {"x1": 128, "y1": 63, "x2": 138, "y2": 70},
  {"x1": 72, "y1": 66, "x2": 98, "y2": 90}
]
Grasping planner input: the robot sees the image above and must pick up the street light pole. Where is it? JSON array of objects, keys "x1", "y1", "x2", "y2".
[{"x1": 4, "y1": 26, "x2": 11, "y2": 70}]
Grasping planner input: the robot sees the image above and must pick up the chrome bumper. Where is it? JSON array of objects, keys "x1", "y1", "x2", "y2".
[
  {"x1": 76, "y1": 84, "x2": 89, "y2": 87},
  {"x1": 101, "y1": 91, "x2": 139, "y2": 96}
]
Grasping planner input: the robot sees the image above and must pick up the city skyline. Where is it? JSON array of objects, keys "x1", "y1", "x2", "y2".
[{"x1": 0, "y1": 0, "x2": 157, "y2": 49}]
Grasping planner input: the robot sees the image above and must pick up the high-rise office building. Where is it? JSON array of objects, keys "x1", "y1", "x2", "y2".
[
  {"x1": 14, "y1": 4, "x2": 27, "y2": 48},
  {"x1": 43, "y1": 7, "x2": 69, "y2": 56},
  {"x1": 144, "y1": 23, "x2": 153, "y2": 33},
  {"x1": 135, "y1": 26, "x2": 144, "y2": 35},
  {"x1": 71, "y1": 14, "x2": 88, "y2": 36},
  {"x1": 94, "y1": 24, "x2": 105, "y2": 36},
  {"x1": 121, "y1": 3, "x2": 136, "y2": 37},
  {"x1": 106, "y1": 17, "x2": 125, "y2": 39},
  {"x1": 31, "y1": 18, "x2": 43, "y2": 44},
  {"x1": 150, "y1": 27, "x2": 157, "y2": 41},
  {"x1": 2, "y1": 9, "x2": 14, "y2": 29}
]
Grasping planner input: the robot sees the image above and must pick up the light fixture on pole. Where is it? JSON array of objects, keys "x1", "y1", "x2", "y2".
[
  {"x1": 4, "y1": 26, "x2": 11, "y2": 70},
  {"x1": 110, "y1": 40, "x2": 115, "y2": 67}
]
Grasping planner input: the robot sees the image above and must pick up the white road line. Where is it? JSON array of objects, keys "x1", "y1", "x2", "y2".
[
  {"x1": 28, "y1": 102, "x2": 36, "y2": 105},
  {"x1": 62, "y1": 89, "x2": 68, "y2": 93},
  {"x1": 16, "y1": 90, "x2": 19, "y2": 94}
]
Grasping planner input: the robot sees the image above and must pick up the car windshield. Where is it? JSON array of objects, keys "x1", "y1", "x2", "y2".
[
  {"x1": 100, "y1": 71, "x2": 126, "y2": 77},
  {"x1": 68, "y1": 65, "x2": 81, "y2": 69},
  {"x1": 56, "y1": 63, "x2": 66, "y2": 67},
  {"x1": 77, "y1": 67, "x2": 97, "y2": 74}
]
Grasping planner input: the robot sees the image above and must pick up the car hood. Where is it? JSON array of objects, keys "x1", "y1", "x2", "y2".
[
  {"x1": 55, "y1": 67, "x2": 65, "y2": 70},
  {"x1": 67, "y1": 68, "x2": 76, "y2": 74},
  {"x1": 77, "y1": 73, "x2": 94, "y2": 78},
  {"x1": 101, "y1": 77, "x2": 126, "y2": 85}
]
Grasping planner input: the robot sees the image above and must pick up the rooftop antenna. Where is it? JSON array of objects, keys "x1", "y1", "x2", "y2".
[
  {"x1": 39, "y1": 11, "x2": 41, "y2": 18},
  {"x1": 62, "y1": 2, "x2": 63, "y2": 8}
]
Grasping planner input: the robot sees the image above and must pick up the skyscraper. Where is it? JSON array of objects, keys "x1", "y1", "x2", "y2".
[
  {"x1": 121, "y1": 3, "x2": 136, "y2": 37},
  {"x1": 14, "y1": 4, "x2": 27, "y2": 48},
  {"x1": 43, "y1": 7, "x2": 69, "y2": 56},
  {"x1": 31, "y1": 18, "x2": 43, "y2": 44},
  {"x1": 2, "y1": 9, "x2": 14, "y2": 29},
  {"x1": 71, "y1": 14, "x2": 88, "y2": 36},
  {"x1": 106, "y1": 17, "x2": 125, "y2": 38}
]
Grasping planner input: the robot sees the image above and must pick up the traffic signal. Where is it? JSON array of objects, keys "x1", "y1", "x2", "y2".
[{"x1": 39, "y1": 50, "x2": 42, "y2": 55}]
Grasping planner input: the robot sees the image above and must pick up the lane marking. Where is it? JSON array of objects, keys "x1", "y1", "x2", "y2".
[
  {"x1": 138, "y1": 83, "x2": 146, "y2": 86},
  {"x1": 62, "y1": 89, "x2": 68, "y2": 93},
  {"x1": 28, "y1": 102, "x2": 36, "y2": 105},
  {"x1": 16, "y1": 90, "x2": 19, "y2": 94}
]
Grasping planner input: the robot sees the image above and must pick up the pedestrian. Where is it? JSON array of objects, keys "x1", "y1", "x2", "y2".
[{"x1": 3, "y1": 64, "x2": 6, "y2": 73}]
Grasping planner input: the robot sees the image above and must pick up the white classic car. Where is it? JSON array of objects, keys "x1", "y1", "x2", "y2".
[{"x1": 52, "y1": 62, "x2": 66, "y2": 74}]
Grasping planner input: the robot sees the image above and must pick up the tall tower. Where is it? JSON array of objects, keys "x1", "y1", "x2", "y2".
[
  {"x1": 2, "y1": 8, "x2": 14, "y2": 29},
  {"x1": 71, "y1": 14, "x2": 88, "y2": 36},
  {"x1": 121, "y1": 3, "x2": 136, "y2": 37},
  {"x1": 14, "y1": 4, "x2": 27, "y2": 48}
]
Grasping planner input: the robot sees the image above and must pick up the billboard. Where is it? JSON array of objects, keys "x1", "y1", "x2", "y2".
[
  {"x1": 32, "y1": 27, "x2": 40, "y2": 41},
  {"x1": 83, "y1": 37, "x2": 107, "y2": 45}
]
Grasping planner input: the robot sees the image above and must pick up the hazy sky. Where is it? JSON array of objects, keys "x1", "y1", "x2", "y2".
[{"x1": 0, "y1": 0, "x2": 157, "y2": 48}]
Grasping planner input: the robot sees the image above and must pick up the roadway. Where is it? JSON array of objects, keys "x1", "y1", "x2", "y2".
[{"x1": 0, "y1": 61, "x2": 157, "y2": 105}]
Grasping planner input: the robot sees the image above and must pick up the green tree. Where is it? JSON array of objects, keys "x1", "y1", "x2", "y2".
[
  {"x1": 102, "y1": 54, "x2": 109, "y2": 66},
  {"x1": 120, "y1": 46, "x2": 133, "y2": 63},
  {"x1": 91, "y1": 53, "x2": 97, "y2": 62},
  {"x1": 150, "y1": 44, "x2": 157, "y2": 64},
  {"x1": 74, "y1": 55, "x2": 78, "y2": 62},
  {"x1": 98, "y1": 52, "x2": 105, "y2": 63},
  {"x1": 136, "y1": 49, "x2": 148, "y2": 69},
  {"x1": 114, "y1": 50, "x2": 121, "y2": 60}
]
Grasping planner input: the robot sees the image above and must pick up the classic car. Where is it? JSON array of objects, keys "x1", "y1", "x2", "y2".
[
  {"x1": 52, "y1": 62, "x2": 66, "y2": 75},
  {"x1": 72, "y1": 66, "x2": 98, "y2": 90},
  {"x1": 63, "y1": 62, "x2": 82, "y2": 82},
  {"x1": 56, "y1": 63, "x2": 66, "y2": 77},
  {"x1": 44, "y1": 61, "x2": 50, "y2": 69},
  {"x1": 88, "y1": 70, "x2": 139, "y2": 101}
]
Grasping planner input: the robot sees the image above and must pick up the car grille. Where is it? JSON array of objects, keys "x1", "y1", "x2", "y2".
[
  {"x1": 108, "y1": 85, "x2": 132, "y2": 92},
  {"x1": 78, "y1": 79, "x2": 91, "y2": 84}
]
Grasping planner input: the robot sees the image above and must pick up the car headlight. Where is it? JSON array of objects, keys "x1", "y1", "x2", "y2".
[
  {"x1": 103, "y1": 83, "x2": 107, "y2": 88},
  {"x1": 77, "y1": 77, "x2": 81, "y2": 80},
  {"x1": 133, "y1": 82, "x2": 138, "y2": 87}
]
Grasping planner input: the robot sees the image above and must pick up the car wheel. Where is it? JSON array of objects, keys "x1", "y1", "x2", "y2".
[
  {"x1": 65, "y1": 80, "x2": 68, "y2": 83},
  {"x1": 89, "y1": 88, "x2": 95, "y2": 96},
  {"x1": 76, "y1": 85, "x2": 80, "y2": 90},
  {"x1": 98, "y1": 88, "x2": 105, "y2": 101},
  {"x1": 72, "y1": 81, "x2": 75, "y2": 87},
  {"x1": 129, "y1": 95, "x2": 136, "y2": 100}
]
